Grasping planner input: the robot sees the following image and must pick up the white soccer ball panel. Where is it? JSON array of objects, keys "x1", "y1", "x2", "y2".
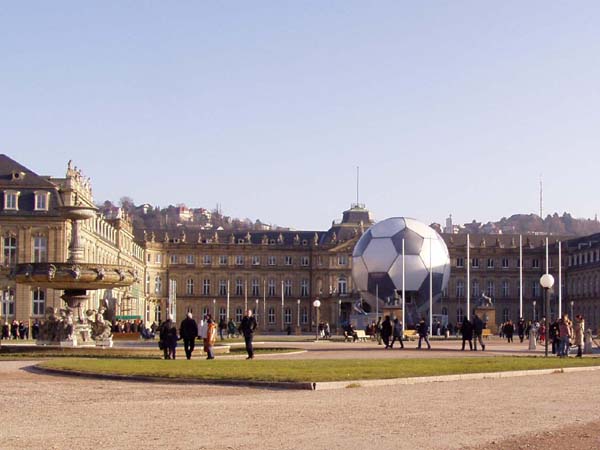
[
  {"x1": 351, "y1": 256, "x2": 369, "y2": 293},
  {"x1": 404, "y1": 218, "x2": 437, "y2": 240},
  {"x1": 361, "y1": 238, "x2": 398, "y2": 273},
  {"x1": 370, "y1": 217, "x2": 406, "y2": 238},
  {"x1": 419, "y1": 236, "x2": 450, "y2": 272},
  {"x1": 388, "y1": 254, "x2": 429, "y2": 291}
]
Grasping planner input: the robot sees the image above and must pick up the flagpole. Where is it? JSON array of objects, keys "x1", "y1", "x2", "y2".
[
  {"x1": 263, "y1": 279, "x2": 266, "y2": 329},
  {"x1": 281, "y1": 280, "x2": 285, "y2": 331},
  {"x1": 244, "y1": 279, "x2": 248, "y2": 312},
  {"x1": 466, "y1": 234, "x2": 470, "y2": 321},
  {"x1": 402, "y1": 238, "x2": 405, "y2": 336},
  {"x1": 558, "y1": 241, "x2": 562, "y2": 317},
  {"x1": 429, "y1": 237, "x2": 433, "y2": 337},
  {"x1": 226, "y1": 279, "x2": 230, "y2": 321},
  {"x1": 519, "y1": 235, "x2": 523, "y2": 319},
  {"x1": 376, "y1": 284, "x2": 379, "y2": 321}
]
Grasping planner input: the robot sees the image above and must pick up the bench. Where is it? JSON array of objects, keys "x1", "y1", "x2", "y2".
[
  {"x1": 355, "y1": 330, "x2": 369, "y2": 342},
  {"x1": 343, "y1": 331, "x2": 354, "y2": 342},
  {"x1": 482, "y1": 329, "x2": 492, "y2": 339},
  {"x1": 404, "y1": 330, "x2": 417, "y2": 341}
]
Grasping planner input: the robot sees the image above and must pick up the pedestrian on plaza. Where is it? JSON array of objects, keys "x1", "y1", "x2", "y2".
[
  {"x1": 460, "y1": 317, "x2": 473, "y2": 351},
  {"x1": 11, "y1": 320, "x2": 18, "y2": 339},
  {"x1": 472, "y1": 314, "x2": 486, "y2": 351},
  {"x1": 550, "y1": 319, "x2": 560, "y2": 355},
  {"x1": 227, "y1": 318, "x2": 237, "y2": 338},
  {"x1": 517, "y1": 318, "x2": 526, "y2": 343},
  {"x1": 324, "y1": 322, "x2": 331, "y2": 339},
  {"x1": 159, "y1": 316, "x2": 178, "y2": 360},
  {"x1": 390, "y1": 318, "x2": 404, "y2": 349},
  {"x1": 204, "y1": 315, "x2": 217, "y2": 360},
  {"x1": 238, "y1": 309, "x2": 258, "y2": 359},
  {"x1": 417, "y1": 318, "x2": 431, "y2": 350},
  {"x1": 558, "y1": 314, "x2": 572, "y2": 357},
  {"x1": 504, "y1": 320, "x2": 515, "y2": 343},
  {"x1": 381, "y1": 315, "x2": 392, "y2": 349},
  {"x1": 179, "y1": 312, "x2": 199, "y2": 360},
  {"x1": 218, "y1": 318, "x2": 227, "y2": 340},
  {"x1": 573, "y1": 315, "x2": 585, "y2": 358},
  {"x1": 375, "y1": 317, "x2": 382, "y2": 345},
  {"x1": 1, "y1": 322, "x2": 9, "y2": 340},
  {"x1": 32, "y1": 319, "x2": 40, "y2": 340}
]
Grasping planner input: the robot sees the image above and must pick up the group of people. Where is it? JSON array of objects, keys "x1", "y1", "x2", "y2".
[
  {"x1": 1, "y1": 320, "x2": 32, "y2": 340},
  {"x1": 157, "y1": 309, "x2": 258, "y2": 360}
]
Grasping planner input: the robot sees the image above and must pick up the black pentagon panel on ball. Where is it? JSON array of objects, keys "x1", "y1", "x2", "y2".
[
  {"x1": 417, "y1": 273, "x2": 445, "y2": 302},
  {"x1": 390, "y1": 228, "x2": 424, "y2": 255},
  {"x1": 352, "y1": 229, "x2": 372, "y2": 257},
  {"x1": 367, "y1": 272, "x2": 397, "y2": 303}
]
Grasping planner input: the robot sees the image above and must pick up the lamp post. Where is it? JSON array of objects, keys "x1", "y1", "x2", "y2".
[
  {"x1": 255, "y1": 299, "x2": 259, "y2": 328},
  {"x1": 570, "y1": 300, "x2": 574, "y2": 319},
  {"x1": 296, "y1": 299, "x2": 300, "y2": 329},
  {"x1": 532, "y1": 300, "x2": 536, "y2": 321},
  {"x1": 338, "y1": 299, "x2": 342, "y2": 335},
  {"x1": 313, "y1": 299, "x2": 321, "y2": 340},
  {"x1": 540, "y1": 274, "x2": 555, "y2": 357},
  {"x1": 212, "y1": 298, "x2": 216, "y2": 319}
]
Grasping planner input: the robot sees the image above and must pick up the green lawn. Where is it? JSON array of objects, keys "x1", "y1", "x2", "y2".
[{"x1": 39, "y1": 356, "x2": 600, "y2": 383}]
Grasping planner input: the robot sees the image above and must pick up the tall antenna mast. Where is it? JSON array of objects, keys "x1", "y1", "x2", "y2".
[
  {"x1": 356, "y1": 166, "x2": 360, "y2": 206},
  {"x1": 539, "y1": 174, "x2": 543, "y2": 218}
]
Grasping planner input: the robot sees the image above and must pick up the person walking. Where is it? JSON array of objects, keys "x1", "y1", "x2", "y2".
[
  {"x1": 238, "y1": 309, "x2": 258, "y2": 359},
  {"x1": 472, "y1": 314, "x2": 486, "y2": 351},
  {"x1": 204, "y1": 315, "x2": 217, "y2": 359},
  {"x1": 517, "y1": 318, "x2": 526, "y2": 343},
  {"x1": 159, "y1": 316, "x2": 178, "y2": 360},
  {"x1": 227, "y1": 318, "x2": 237, "y2": 338},
  {"x1": 558, "y1": 314, "x2": 572, "y2": 357},
  {"x1": 417, "y1": 318, "x2": 431, "y2": 350},
  {"x1": 460, "y1": 317, "x2": 473, "y2": 351},
  {"x1": 550, "y1": 318, "x2": 560, "y2": 355},
  {"x1": 179, "y1": 312, "x2": 198, "y2": 360},
  {"x1": 381, "y1": 315, "x2": 392, "y2": 349},
  {"x1": 504, "y1": 320, "x2": 515, "y2": 343},
  {"x1": 573, "y1": 314, "x2": 585, "y2": 358},
  {"x1": 390, "y1": 318, "x2": 404, "y2": 349},
  {"x1": 375, "y1": 317, "x2": 382, "y2": 345}
]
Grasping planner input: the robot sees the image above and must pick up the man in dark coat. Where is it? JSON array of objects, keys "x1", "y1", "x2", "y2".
[
  {"x1": 238, "y1": 309, "x2": 258, "y2": 359},
  {"x1": 461, "y1": 318, "x2": 474, "y2": 351},
  {"x1": 180, "y1": 312, "x2": 199, "y2": 360},
  {"x1": 380, "y1": 315, "x2": 393, "y2": 349},
  {"x1": 390, "y1": 318, "x2": 404, "y2": 349},
  {"x1": 417, "y1": 318, "x2": 431, "y2": 350},
  {"x1": 472, "y1": 314, "x2": 486, "y2": 351}
]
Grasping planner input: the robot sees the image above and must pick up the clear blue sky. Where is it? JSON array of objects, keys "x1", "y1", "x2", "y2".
[{"x1": 2, "y1": 1, "x2": 600, "y2": 230}]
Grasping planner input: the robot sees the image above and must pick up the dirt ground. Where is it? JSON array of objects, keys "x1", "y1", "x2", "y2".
[{"x1": 2, "y1": 357, "x2": 600, "y2": 450}]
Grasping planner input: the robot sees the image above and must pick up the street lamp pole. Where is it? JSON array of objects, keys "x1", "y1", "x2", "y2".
[
  {"x1": 532, "y1": 300, "x2": 536, "y2": 321},
  {"x1": 297, "y1": 299, "x2": 300, "y2": 329},
  {"x1": 255, "y1": 299, "x2": 259, "y2": 329},
  {"x1": 338, "y1": 299, "x2": 342, "y2": 335},
  {"x1": 540, "y1": 274, "x2": 555, "y2": 358},
  {"x1": 313, "y1": 299, "x2": 321, "y2": 340},
  {"x1": 570, "y1": 300, "x2": 574, "y2": 319}
]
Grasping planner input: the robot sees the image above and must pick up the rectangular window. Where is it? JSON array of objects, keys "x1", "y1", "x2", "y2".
[
  {"x1": 284, "y1": 307, "x2": 292, "y2": 324},
  {"x1": 456, "y1": 258, "x2": 464, "y2": 268},
  {"x1": 34, "y1": 192, "x2": 49, "y2": 211},
  {"x1": 203, "y1": 255, "x2": 212, "y2": 265},
  {"x1": 472, "y1": 280, "x2": 480, "y2": 297},
  {"x1": 532, "y1": 281, "x2": 540, "y2": 297},
  {"x1": 268, "y1": 307, "x2": 276, "y2": 324},
  {"x1": 170, "y1": 255, "x2": 178, "y2": 264},
  {"x1": 252, "y1": 255, "x2": 260, "y2": 266},
  {"x1": 456, "y1": 280, "x2": 464, "y2": 298},
  {"x1": 32, "y1": 288, "x2": 46, "y2": 316},
  {"x1": 301, "y1": 307, "x2": 308, "y2": 324},
  {"x1": 300, "y1": 256, "x2": 309, "y2": 267},
  {"x1": 486, "y1": 280, "x2": 494, "y2": 296},
  {"x1": 219, "y1": 255, "x2": 228, "y2": 265},
  {"x1": 235, "y1": 279, "x2": 244, "y2": 296},
  {"x1": 4, "y1": 236, "x2": 17, "y2": 266},
  {"x1": 155, "y1": 276, "x2": 162, "y2": 294},
  {"x1": 501, "y1": 281, "x2": 509, "y2": 298},
  {"x1": 251, "y1": 279, "x2": 260, "y2": 297},
  {"x1": 284, "y1": 280, "x2": 292, "y2": 297},
  {"x1": 33, "y1": 236, "x2": 47, "y2": 263},
  {"x1": 219, "y1": 280, "x2": 227, "y2": 296},
  {"x1": 2, "y1": 288, "x2": 15, "y2": 316},
  {"x1": 471, "y1": 258, "x2": 479, "y2": 268},
  {"x1": 186, "y1": 255, "x2": 195, "y2": 265},
  {"x1": 235, "y1": 255, "x2": 244, "y2": 266},
  {"x1": 502, "y1": 258, "x2": 509, "y2": 269},
  {"x1": 268, "y1": 279, "x2": 276, "y2": 297},
  {"x1": 532, "y1": 259, "x2": 540, "y2": 269},
  {"x1": 301, "y1": 279, "x2": 309, "y2": 297},
  {"x1": 268, "y1": 256, "x2": 276, "y2": 266},
  {"x1": 155, "y1": 254, "x2": 162, "y2": 264},
  {"x1": 338, "y1": 254, "x2": 348, "y2": 266},
  {"x1": 186, "y1": 279, "x2": 194, "y2": 295},
  {"x1": 284, "y1": 256, "x2": 293, "y2": 266},
  {"x1": 487, "y1": 258, "x2": 494, "y2": 269},
  {"x1": 4, "y1": 191, "x2": 19, "y2": 210},
  {"x1": 517, "y1": 258, "x2": 521, "y2": 268},
  {"x1": 203, "y1": 279, "x2": 211, "y2": 295}
]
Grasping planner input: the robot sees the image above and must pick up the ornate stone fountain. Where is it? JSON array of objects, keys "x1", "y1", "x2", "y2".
[{"x1": 14, "y1": 205, "x2": 137, "y2": 347}]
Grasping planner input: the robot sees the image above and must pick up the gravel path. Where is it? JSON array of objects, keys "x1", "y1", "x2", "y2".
[{"x1": 2, "y1": 359, "x2": 600, "y2": 450}]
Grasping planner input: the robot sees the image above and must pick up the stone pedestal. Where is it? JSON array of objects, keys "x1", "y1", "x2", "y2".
[
  {"x1": 95, "y1": 338, "x2": 113, "y2": 348},
  {"x1": 474, "y1": 306, "x2": 497, "y2": 333}
]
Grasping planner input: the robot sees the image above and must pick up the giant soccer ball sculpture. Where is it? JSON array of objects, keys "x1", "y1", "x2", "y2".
[{"x1": 352, "y1": 217, "x2": 450, "y2": 325}]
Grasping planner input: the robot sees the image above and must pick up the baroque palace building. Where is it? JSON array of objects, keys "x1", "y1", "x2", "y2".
[{"x1": 3, "y1": 154, "x2": 600, "y2": 331}]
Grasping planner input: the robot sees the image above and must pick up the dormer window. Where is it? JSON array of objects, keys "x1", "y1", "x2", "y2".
[
  {"x1": 4, "y1": 191, "x2": 19, "y2": 210},
  {"x1": 34, "y1": 191, "x2": 50, "y2": 211}
]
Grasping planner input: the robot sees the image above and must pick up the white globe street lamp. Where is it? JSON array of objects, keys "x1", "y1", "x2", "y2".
[
  {"x1": 313, "y1": 299, "x2": 321, "y2": 340},
  {"x1": 539, "y1": 273, "x2": 555, "y2": 357}
]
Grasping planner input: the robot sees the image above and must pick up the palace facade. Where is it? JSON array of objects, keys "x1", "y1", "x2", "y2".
[{"x1": 3, "y1": 155, "x2": 600, "y2": 331}]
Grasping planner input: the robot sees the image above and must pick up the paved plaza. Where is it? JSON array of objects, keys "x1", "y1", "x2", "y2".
[{"x1": 2, "y1": 337, "x2": 600, "y2": 449}]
